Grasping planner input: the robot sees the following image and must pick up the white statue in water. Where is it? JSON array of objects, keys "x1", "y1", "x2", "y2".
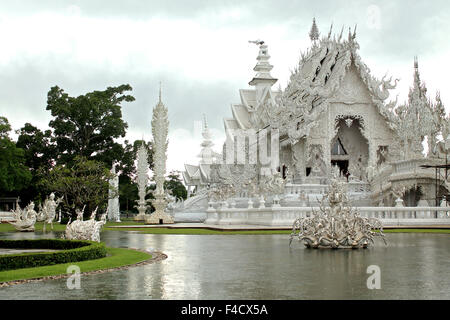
[
  {"x1": 64, "y1": 206, "x2": 107, "y2": 242},
  {"x1": 290, "y1": 167, "x2": 387, "y2": 249},
  {"x1": 37, "y1": 193, "x2": 63, "y2": 232},
  {"x1": 9, "y1": 201, "x2": 37, "y2": 232}
]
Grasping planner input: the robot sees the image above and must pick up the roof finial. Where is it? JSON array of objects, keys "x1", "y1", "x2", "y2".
[
  {"x1": 327, "y1": 22, "x2": 333, "y2": 39},
  {"x1": 159, "y1": 81, "x2": 162, "y2": 103},
  {"x1": 202, "y1": 113, "x2": 208, "y2": 130},
  {"x1": 338, "y1": 25, "x2": 344, "y2": 42},
  {"x1": 414, "y1": 56, "x2": 418, "y2": 70},
  {"x1": 309, "y1": 17, "x2": 320, "y2": 42}
]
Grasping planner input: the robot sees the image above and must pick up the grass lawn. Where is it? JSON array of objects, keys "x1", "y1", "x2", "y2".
[
  {"x1": 0, "y1": 247, "x2": 151, "y2": 283},
  {"x1": 0, "y1": 220, "x2": 146, "y2": 233}
]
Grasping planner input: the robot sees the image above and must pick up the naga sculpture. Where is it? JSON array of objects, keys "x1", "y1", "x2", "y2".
[
  {"x1": 290, "y1": 166, "x2": 387, "y2": 249},
  {"x1": 9, "y1": 201, "x2": 37, "y2": 232},
  {"x1": 63, "y1": 206, "x2": 107, "y2": 242}
]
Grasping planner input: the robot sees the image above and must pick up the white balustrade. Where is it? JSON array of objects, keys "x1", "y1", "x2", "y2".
[{"x1": 204, "y1": 205, "x2": 450, "y2": 226}]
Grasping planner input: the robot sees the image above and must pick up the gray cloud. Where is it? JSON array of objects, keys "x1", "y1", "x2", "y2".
[
  {"x1": 0, "y1": 0, "x2": 449, "y2": 169},
  {"x1": 0, "y1": 57, "x2": 240, "y2": 138}
]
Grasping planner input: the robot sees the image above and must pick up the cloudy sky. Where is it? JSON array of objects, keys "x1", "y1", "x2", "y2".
[{"x1": 1, "y1": 0, "x2": 449, "y2": 172}]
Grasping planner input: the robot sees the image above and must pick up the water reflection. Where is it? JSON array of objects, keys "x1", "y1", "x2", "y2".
[{"x1": 0, "y1": 231, "x2": 449, "y2": 299}]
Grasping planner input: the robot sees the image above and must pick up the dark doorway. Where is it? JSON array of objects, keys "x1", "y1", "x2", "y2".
[
  {"x1": 331, "y1": 160, "x2": 349, "y2": 177},
  {"x1": 159, "y1": 219, "x2": 163, "y2": 224}
]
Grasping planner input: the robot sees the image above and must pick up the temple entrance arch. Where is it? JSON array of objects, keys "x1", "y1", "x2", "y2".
[{"x1": 331, "y1": 116, "x2": 369, "y2": 181}]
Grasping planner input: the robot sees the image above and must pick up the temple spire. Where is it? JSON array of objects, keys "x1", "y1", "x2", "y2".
[
  {"x1": 413, "y1": 56, "x2": 425, "y2": 96},
  {"x1": 198, "y1": 114, "x2": 216, "y2": 164},
  {"x1": 159, "y1": 81, "x2": 162, "y2": 103},
  {"x1": 309, "y1": 17, "x2": 320, "y2": 42},
  {"x1": 248, "y1": 40, "x2": 277, "y2": 88}
]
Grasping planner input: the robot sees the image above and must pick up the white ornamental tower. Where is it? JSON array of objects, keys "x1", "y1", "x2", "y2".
[
  {"x1": 146, "y1": 86, "x2": 174, "y2": 224},
  {"x1": 107, "y1": 164, "x2": 120, "y2": 222},
  {"x1": 134, "y1": 142, "x2": 150, "y2": 221}
]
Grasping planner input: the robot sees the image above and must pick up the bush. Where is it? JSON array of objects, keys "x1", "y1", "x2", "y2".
[{"x1": 0, "y1": 239, "x2": 107, "y2": 271}]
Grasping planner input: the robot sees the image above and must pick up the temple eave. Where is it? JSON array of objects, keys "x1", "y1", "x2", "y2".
[{"x1": 248, "y1": 78, "x2": 278, "y2": 86}]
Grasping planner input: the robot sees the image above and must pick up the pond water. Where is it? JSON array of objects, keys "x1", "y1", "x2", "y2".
[{"x1": 0, "y1": 231, "x2": 449, "y2": 299}]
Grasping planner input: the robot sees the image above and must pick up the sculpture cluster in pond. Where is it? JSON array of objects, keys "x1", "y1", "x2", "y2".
[
  {"x1": 63, "y1": 206, "x2": 106, "y2": 242},
  {"x1": 10, "y1": 202, "x2": 38, "y2": 232},
  {"x1": 290, "y1": 166, "x2": 387, "y2": 249},
  {"x1": 9, "y1": 193, "x2": 63, "y2": 232}
]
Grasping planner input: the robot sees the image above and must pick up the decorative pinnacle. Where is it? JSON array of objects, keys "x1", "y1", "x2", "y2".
[
  {"x1": 202, "y1": 113, "x2": 208, "y2": 130},
  {"x1": 159, "y1": 81, "x2": 162, "y2": 103},
  {"x1": 309, "y1": 17, "x2": 320, "y2": 41}
]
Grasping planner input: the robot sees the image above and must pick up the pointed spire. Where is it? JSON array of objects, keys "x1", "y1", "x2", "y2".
[
  {"x1": 202, "y1": 113, "x2": 208, "y2": 130},
  {"x1": 327, "y1": 23, "x2": 333, "y2": 39},
  {"x1": 413, "y1": 56, "x2": 421, "y2": 93},
  {"x1": 309, "y1": 17, "x2": 320, "y2": 42},
  {"x1": 158, "y1": 81, "x2": 162, "y2": 103},
  {"x1": 198, "y1": 114, "x2": 216, "y2": 164},
  {"x1": 338, "y1": 25, "x2": 344, "y2": 42},
  {"x1": 248, "y1": 40, "x2": 277, "y2": 87}
]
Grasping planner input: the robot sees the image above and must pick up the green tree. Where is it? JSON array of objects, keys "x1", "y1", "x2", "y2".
[
  {"x1": 46, "y1": 84, "x2": 135, "y2": 166},
  {"x1": 40, "y1": 156, "x2": 112, "y2": 219},
  {"x1": 0, "y1": 117, "x2": 32, "y2": 196},
  {"x1": 117, "y1": 139, "x2": 154, "y2": 213},
  {"x1": 16, "y1": 123, "x2": 54, "y2": 171},
  {"x1": 164, "y1": 171, "x2": 187, "y2": 201},
  {"x1": 15, "y1": 123, "x2": 55, "y2": 204}
]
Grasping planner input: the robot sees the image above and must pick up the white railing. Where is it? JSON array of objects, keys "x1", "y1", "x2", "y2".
[{"x1": 204, "y1": 205, "x2": 450, "y2": 226}]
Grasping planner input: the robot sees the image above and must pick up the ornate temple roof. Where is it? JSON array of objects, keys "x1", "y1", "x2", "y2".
[{"x1": 256, "y1": 20, "x2": 402, "y2": 145}]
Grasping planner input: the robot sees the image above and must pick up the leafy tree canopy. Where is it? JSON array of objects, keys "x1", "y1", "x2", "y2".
[
  {"x1": 0, "y1": 117, "x2": 32, "y2": 195},
  {"x1": 46, "y1": 84, "x2": 135, "y2": 166},
  {"x1": 40, "y1": 156, "x2": 112, "y2": 219},
  {"x1": 164, "y1": 171, "x2": 187, "y2": 201},
  {"x1": 16, "y1": 123, "x2": 55, "y2": 172}
]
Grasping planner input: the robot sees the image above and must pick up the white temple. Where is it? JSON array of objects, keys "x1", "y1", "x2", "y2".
[{"x1": 176, "y1": 20, "x2": 450, "y2": 225}]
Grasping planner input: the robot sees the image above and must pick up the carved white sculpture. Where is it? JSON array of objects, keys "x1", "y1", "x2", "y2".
[
  {"x1": 107, "y1": 164, "x2": 121, "y2": 222},
  {"x1": 146, "y1": 87, "x2": 174, "y2": 224},
  {"x1": 290, "y1": 167, "x2": 387, "y2": 248},
  {"x1": 9, "y1": 201, "x2": 37, "y2": 232},
  {"x1": 134, "y1": 142, "x2": 150, "y2": 221},
  {"x1": 37, "y1": 193, "x2": 63, "y2": 232},
  {"x1": 64, "y1": 206, "x2": 107, "y2": 242}
]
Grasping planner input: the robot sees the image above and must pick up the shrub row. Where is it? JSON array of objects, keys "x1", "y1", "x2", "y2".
[{"x1": 0, "y1": 239, "x2": 107, "y2": 271}]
